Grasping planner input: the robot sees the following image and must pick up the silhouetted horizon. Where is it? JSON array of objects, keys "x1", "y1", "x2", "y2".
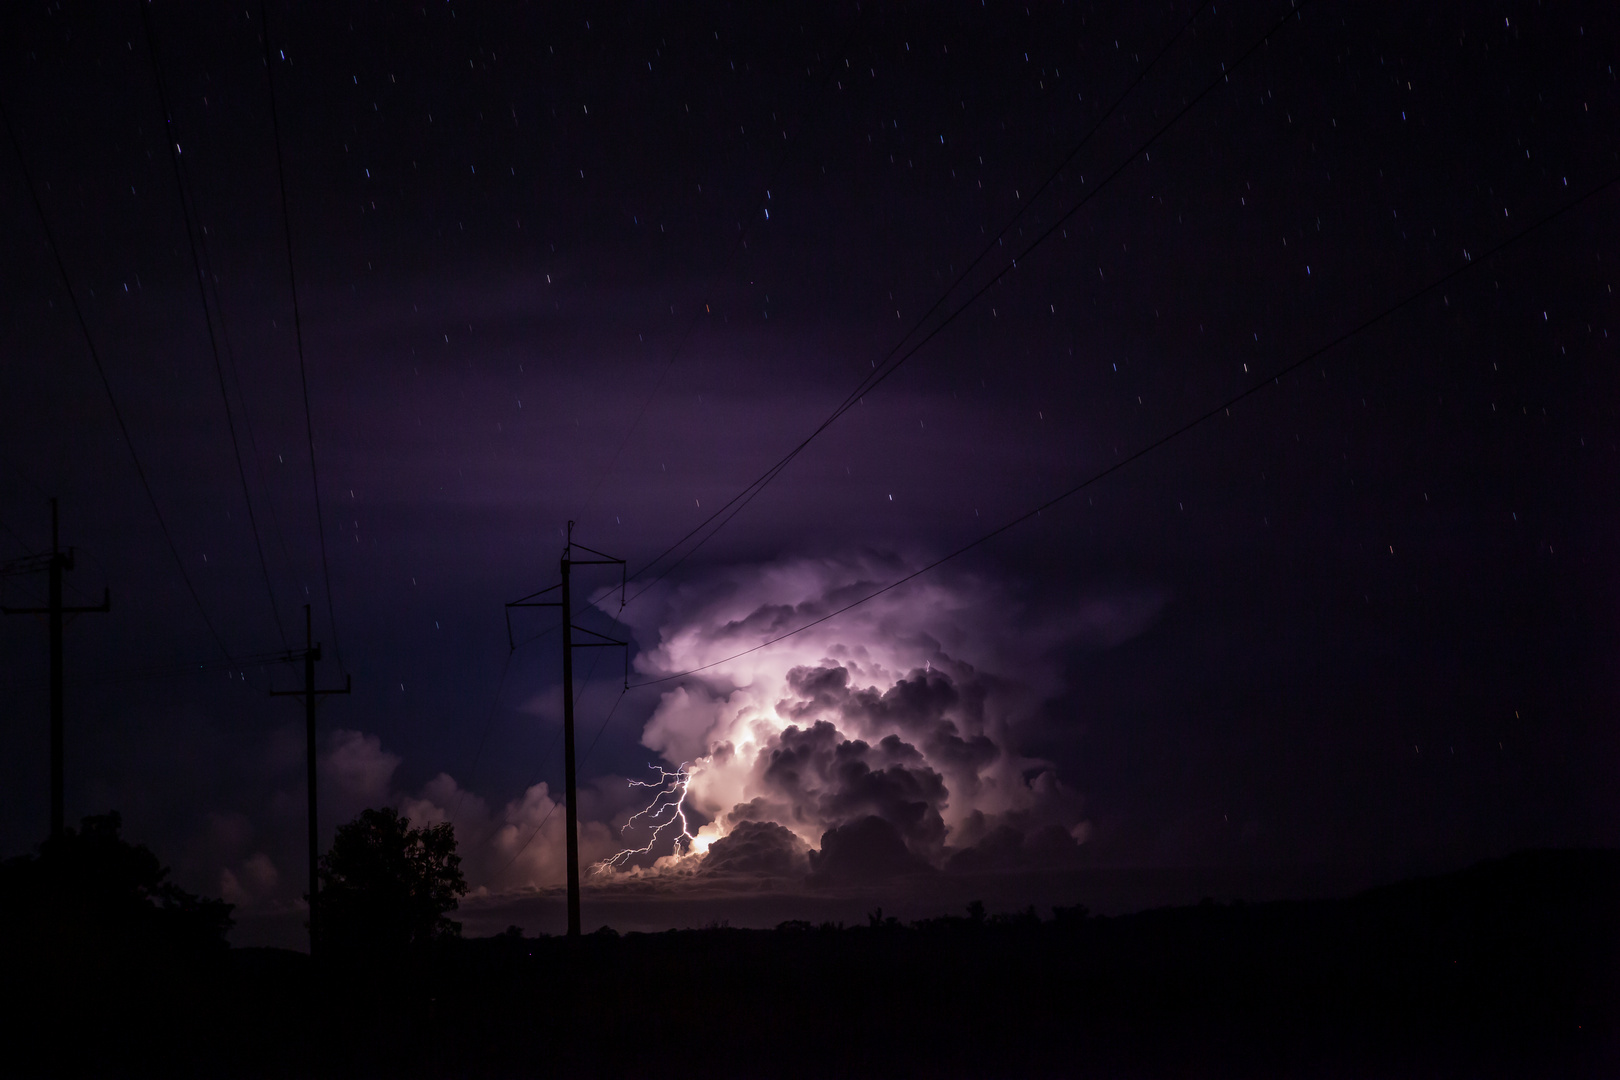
[{"x1": 7, "y1": 821, "x2": 1616, "y2": 1076}]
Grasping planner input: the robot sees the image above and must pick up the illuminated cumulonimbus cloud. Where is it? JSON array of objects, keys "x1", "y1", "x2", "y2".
[{"x1": 603, "y1": 553, "x2": 1104, "y2": 883}]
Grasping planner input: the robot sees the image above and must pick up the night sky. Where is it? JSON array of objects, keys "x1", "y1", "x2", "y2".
[{"x1": 1, "y1": 0, "x2": 1616, "y2": 946}]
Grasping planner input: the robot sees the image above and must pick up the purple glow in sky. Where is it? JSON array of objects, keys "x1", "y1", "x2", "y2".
[{"x1": 1, "y1": 1, "x2": 1616, "y2": 945}]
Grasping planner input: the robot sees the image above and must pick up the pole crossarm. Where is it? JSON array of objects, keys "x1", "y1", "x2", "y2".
[
  {"x1": 508, "y1": 582, "x2": 562, "y2": 605},
  {"x1": 568, "y1": 541, "x2": 622, "y2": 562},
  {"x1": 569, "y1": 626, "x2": 630, "y2": 688},
  {"x1": 3, "y1": 501, "x2": 110, "y2": 838},
  {"x1": 1, "y1": 553, "x2": 55, "y2": 577},
  {"x1": 569, "y1": 625, "x2": 626, "y2": 647},
  {"x1": 504, "y1": 522, "x2": 630, "y2": 936},
  {"x1": 506, "y1": 590, "x2": 562, "y2": 651},
  {"x1": 268, "y1": 605, "x2": 350, "y2": 960},
  {"x1": 269, "y1": 675, "x2": 351, "y2": 698}
]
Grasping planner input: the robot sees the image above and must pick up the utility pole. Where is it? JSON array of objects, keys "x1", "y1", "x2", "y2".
[
  {"x1": 271, "y1": 604, "x2": 349, "y2": 957},
  {"x1": 506, "y1": 521, "x2": 625, "y2": 937},
  {"x1": 2, "y1": 499, "x2": 109, "y2": 839}
]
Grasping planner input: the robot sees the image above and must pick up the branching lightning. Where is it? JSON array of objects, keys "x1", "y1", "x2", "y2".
[{"x1": 595, "y1": 762, "x2": 699, "y2": 871}]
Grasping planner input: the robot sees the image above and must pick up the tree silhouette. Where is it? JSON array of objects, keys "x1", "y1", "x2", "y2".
[
  {"x1": 0, "y1": 811, "x2": 232, "y2": 973},
  {"x1": 317, "y1": 807, "x2": 466, "y2": 958}
]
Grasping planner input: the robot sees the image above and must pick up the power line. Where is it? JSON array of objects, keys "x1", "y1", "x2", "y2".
[
  {"x1": 139, "y1": 1, "x2": 288, "y2": 649},
  {"x1": 172, "y1": 119, "x2": 305, "y2": 632},
  {"x1": 0, "y1": 516, "x2": 39, "y2": 556},
  {"x1": 626, "y1": 169, "x2": 1620, "y2": 688},
  {"x1": 493, "y1": 0, "x2": 1364, "y2": 809},
  {"x1": 481, "y1": 0, "x2": 1527, "y2": 881},
  {"x1": 573, "y1": 11, "x2": 866, "y2": 528},
  {"x1": 259, "y1": 1, "x2": 345, "y2": 672},
  {"x1": 615, "y1": 0, "x2": 1274, "y2": 609},
  {"x1": 499, "y1": 532, "x2": 627, "y2": 936},
  {"x1": 870, "y1": 0, "x2": 1212, "y2": 384},
  {"x1": 0, "y1": 92, "x2": 236, "y2": 662},
  {"x1": 565, "y1": 0, "x2": 1289, "y2": 647},
  {"x1": 201, "y1": 250, "x2": 306, "y2": 611}
]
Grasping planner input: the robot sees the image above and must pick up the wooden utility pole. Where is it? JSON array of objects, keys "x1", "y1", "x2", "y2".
[
  {"x1": 506, "y1": 522, "x2": 625, "y2": 937},
  {"x1": 559, "y1": 553, "x2": 581, "y2": 933},
  {"x1": 271, "y1": 604, "x2": 349, "y2": 957},
  {"x1": 3, "y1": 499, "x2": 109, "y2": 838}
]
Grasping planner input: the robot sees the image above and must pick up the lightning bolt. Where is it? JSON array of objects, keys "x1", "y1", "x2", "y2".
[{"x1": 595, "y1": 762, "x2": 699, "y2": 871}]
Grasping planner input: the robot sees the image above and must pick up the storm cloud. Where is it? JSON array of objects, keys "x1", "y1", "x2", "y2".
[{"x1": 597, "y1": 554, "x2": 1127, "y2": 884}]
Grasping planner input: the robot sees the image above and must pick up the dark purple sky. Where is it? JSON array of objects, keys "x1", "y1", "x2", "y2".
[{"x1": 2, "y1": 0, "x2": 1616, "y2": 943}]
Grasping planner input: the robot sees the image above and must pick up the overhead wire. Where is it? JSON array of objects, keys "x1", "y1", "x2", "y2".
[
  {"x1": 499, "y1": 3, "x2": 1210, "y2": 804},
  {"x1": 0, "y1": 516, "x2": 38, "y2": 556},
  {"x1": 178, "y1": 144, "x2": 306, "y2": 623},
  {"x1": 845, "y1": 0, "x2": 1215, "y2": 406},
  {"x1": 625, "y1": 168, "x2": 1620, "y2": 688},
  {"x1": 139, "y1": 0, "x2": 288, "y2": 649},
  {"x1": 259, "y1": 0, "x2": 346, "y2": 672},
  {"x1": 481, "y1": 576, "x2": 627, "y2": 839},
  {"x1": 573, "y1": 10, "x2": 866, "y2": 529},
  {"x1": 611, "y1": 0, "x2": 1249, "y2": 610},
  {"x1": 1, "y1": 523, "x2": 102, "y2": 609},
  {"x1": 483, "y1": 0, "x2": 1587, "y2": 879},
  {"x1": 548, "y1": 0, "x2": 1304, "y2": 770},
  {"x1": 0, "y1": 90, "x2": 236, "y2": 662},
  {"x1": 204, "y1": 260, "x2": 306, "y2": 610}
]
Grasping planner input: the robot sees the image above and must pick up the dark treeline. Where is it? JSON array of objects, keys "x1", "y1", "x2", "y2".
[{"x1": 4, "y1": 823, "x2": 1617, "y2": 1078}]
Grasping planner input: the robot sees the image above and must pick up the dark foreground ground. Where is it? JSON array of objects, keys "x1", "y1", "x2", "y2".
[{"x1": 9, "y1": 849, "x2": 1618, "y2": 1078}]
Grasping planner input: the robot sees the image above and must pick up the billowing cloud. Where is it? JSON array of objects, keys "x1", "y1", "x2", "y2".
[
  {"x1": 808, "y1": 815, "x2": 935, "y2": 886},
  {"x1": 220, "y1": 852, "x2": 281, "y2": 907},
  {"x1": 322, "y1": 729, "x2": 402, "y2": 824},
  {"x1": 260, "y1": 556, "x2": 1152, "y2": 909},
  {"x1": 398, "y1": 772, "x2": 619, "y2": 896},
  {"x1": 699, "y1": 820, "x2": 809, "y2": 878},
  {"x1": 594, "y1": 553, "x2": 1142, "y2": 884},
  {"x1": 271, "y1": 736, "x2": 628, "y2": 901}
]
